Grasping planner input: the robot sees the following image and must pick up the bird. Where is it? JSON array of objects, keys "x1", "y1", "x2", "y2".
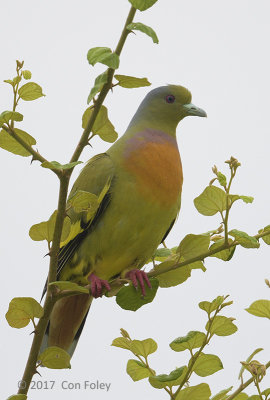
[{"x1": 41, "y1": 84, "x2": 207, "y2": 357}]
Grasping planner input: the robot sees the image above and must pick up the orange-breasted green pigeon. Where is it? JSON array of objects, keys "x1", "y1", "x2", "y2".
[{"x1": 41, "y1": 84, "x2": 206, "y2": 357}]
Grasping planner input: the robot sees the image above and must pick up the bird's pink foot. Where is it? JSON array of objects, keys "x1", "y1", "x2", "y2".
[
  {"x1": 88, "y1": 273, "x2": 111, "y2": 298},
  {"x1": 125, "y1": 269, "x2": 151, "y2": 297}
]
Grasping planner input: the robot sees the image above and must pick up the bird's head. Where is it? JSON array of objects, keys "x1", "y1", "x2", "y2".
[{"x1": 129, "y1": 84, "x2": 207, "y2": 136}]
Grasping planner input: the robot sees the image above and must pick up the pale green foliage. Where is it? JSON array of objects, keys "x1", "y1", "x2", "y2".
[
  {"x1": 87, "y1": 71, "x2": 108, "y2": 103},
  {"x1": 206, "y1": 316, "x2": 238, "y2": 336},
  {"x1": 0, "y1": 128, "x2": 36, "y2": 156},
  {"x1": 245, "y1": 300, "x2": 270, "y2": 319},
  {"x1": 41, "y1": 160, "x2": 82, "y2": 170},
  {"x1": 87, "y1": 47, "x2": 119, "y2": 69},
  {"x1": 38, "y1": 346, "x2": 71, "y2": 369},
  {"x1": 29, "y1": 210, "x2": 71, "y2": 243},
  {"x1": 258, "y1": 225, "x2": 270, "y2": 245},
  {"x1": 7, "y1": 395, "x2": 27, "y2": 400},
  {"x1": 238, "y1": 348, "x2": 263, "y2": 381},
  {"x1": 170, "y1": 331, "x2": 206, "y2": 352},
  {"x1": 194, "y1": 186, "x2": 227, "y2": 216},
  {"x1": 49, "y1": 281, "x2": 89, "y2": 295},
  {"x1": 0, "y1": 111, "x2": 23, "y2": 126},
  {"x1": 6, "y1": 297, "x2": 43, "y2": 328},
  {"x1": 116, "y1": 278, "x2": 159, "y2": 311},
  {"x1": 176, "y1": 383, "x2": 211, "y2": 400},
  {"x1": 114, "y1": 74, "x2": 151, "y2": 88},
  {"x1": 191, "y1": 353, "x2": 223, "y2": 377},
  {"x1": 229, "y1": 229, "x2": 260, "y2": 249},
  {"x1": 127, "y1": 22, "x2": 159, "y2": 43},
  {"x1": 210, "y1": 386, "x2": 233, "y2": 400},
  {"x1": 149, "y1": 366, "x2": 187, "y2": 389},
  {"x1": 82, "y1": 105, "x2": 118, "y2": 143},
  {"x1": 128, "y1": 0, "x2": 158, "y2": 11},
  {"x1": 126, "y1": 360, "x2": 152, "y2": 381},
  {"x1": 22, "y1": 70, "x2": 32, "y2": 80},
  {"x1": 18, "y1": 82, "x2": 45, "y2": 101},
  {"x1": 130, "y1": 338, "x2": 158, "y2": 358}
]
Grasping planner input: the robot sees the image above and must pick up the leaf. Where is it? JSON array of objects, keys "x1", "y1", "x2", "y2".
[
  {"x1": 128, "y1": 0, "x2": 158, "y2": 11},
  {"x1": 209, "y1": 239, "x2": 236, "y2": 261},
  {"x1": 192, "y1": 352, "x2": 223, "y2": 377},
  {"x1": 154, "y1": 260, "x2": 191, "y2": 288},
  {"x1": 41, "y1": 160, "x2": 82, "y2": 170},
  {"x1": 18, "y1": 82, "x2": 45, "y2": 101},
  {"x1": 29, "y1": 211, "x2": 71, "y2": 243},
  {"x1": 68, "y1": 190, "x2": 99, "y2": 214},
  {"x1": 111, "y1": 337, "x2": 132, "y2": 350},
  {"x1": 238, "y1": 348, "x2": 264, "y2": 380},
  {"x1": 229, "y1": 229, "x2": 260, "y2": 249},
  {"x1": 39, "y1": 346, "x2": 71, "y2": 369},
  {"x1": 22, "y1": 70, "x2": 32, "y2": 80},
  {"x1": 13, "y1": 76, "x2": 22, "y2": 85},
  {"x1": 87, "y1": 71, "x2": 108, "y2": 104},
  {"x1": 233, "y1": 395, "x2": 249, "y2": 400},
  {"x1": 82, "y1": 105, "x2": 118, "y2": 143},
  {"x1": 194, "y1": 186, "x2": 227, "y2": 216},
  {"x1": 114, "y1": 74, "x2": 151, "y2": 88},
  {"x1": 245, "y1": 300, "x2": 270, "y2": 319},
  {"x1": 258, "y1": 225, "x2": 270, "y2": 245},
  {"x1": 49, "y1": 281, "x2": 89, "y2": 294},
  {"x1": 6, "y1": 297, "x2": 43, "y2": 328},
  {"x1": 116, "y1": 278, "x2": 159, "y2": 311},
  {"x1": 217, "y1": 172, "x2": 227, "y2": 187},
  {"x1": 206, "y1": 315, "x2": 238, "y2": 336},
  {"x1": 246, "y1": 396, "x2": 260, "y2": 400},
  {"x1": 0, "y1": 128, "x2": 36, "y2": 156},
  {"x1": 130, "y1": 338, "x2": 157, "y2": 357},
  {"x1": 126, "y1": 359, "x2": 152, "y2": 381},
  {"x1": 0, "y1": 111, "x2": 23, "y2": 126},
  {"x1": 262, "y1": 389, "x2": 270, "y2": 397},
  {"x1": 149, "y1": 366, "x2": 187, "y2": 389},
  {"x1": 210, "y1": 387, "x2": 233, "y2": 400},
  {"x1": 4, "y1": 79, "x2": 15, "y2": 87},
  {"x1": 178, "y1": 234, "x2": 210, "y2": 259},
  {"x1": 7, "y1": 395, "x2": 27, "y2": 400},
  {"x1": 199, "y1": 296, "x2": 225, "y2": 315},
  {"x1": 87, "y1": 47, "x2": 119, "y2": 69},
  {"x1": 229, "y1": 194, "x2": 254, "y2": 205},
  {"x1": 127, "y1": 22, "x2": 159, "y2": 43},
  {"x1": 170, "y1": 331, "x2": 206, "y2": 352},
  {"x1": 176, "y1": 383, "x2": 211, "y2": 400},
  {"x1": 153, "y1": 247, "x2": 174, "y2": 261}
]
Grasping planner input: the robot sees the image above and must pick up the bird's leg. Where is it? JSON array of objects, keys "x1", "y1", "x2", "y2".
[
  {"x1": 125, "y1": 269, "x2": 151, "y2": 297},
  {"x1": 88, "y1": 273, "x2": 111, "y2": 298}
]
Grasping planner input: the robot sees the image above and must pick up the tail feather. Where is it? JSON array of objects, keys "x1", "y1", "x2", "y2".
[{"x1": 40, "y1": 294, "x2": 93, "y2": 358}]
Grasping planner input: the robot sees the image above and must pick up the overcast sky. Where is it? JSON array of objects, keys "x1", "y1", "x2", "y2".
[{"x1": 1, "y1": 1, "x2": 270, "y2": 399}]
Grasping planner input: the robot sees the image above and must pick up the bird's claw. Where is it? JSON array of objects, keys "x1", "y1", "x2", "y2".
[
  {"x1": 125, "y1": 269, "x2": 151, "y2": 297},
  {"x1": 88, "y1": 273, "x2": 111, "y2": 298}
]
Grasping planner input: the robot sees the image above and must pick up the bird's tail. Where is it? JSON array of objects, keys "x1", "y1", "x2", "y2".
[{"x1": 40, "y1": 294, "x2": 93, "y2": 358}]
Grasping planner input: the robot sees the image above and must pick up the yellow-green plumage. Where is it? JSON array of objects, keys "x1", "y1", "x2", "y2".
[{"x1": 42, "y1": 85, "x2": 206, "y2": 356}]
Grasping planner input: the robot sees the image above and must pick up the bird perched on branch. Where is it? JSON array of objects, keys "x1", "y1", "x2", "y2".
[{"x1": 41, "y1": 84, "x2": 206, "y2": 357}]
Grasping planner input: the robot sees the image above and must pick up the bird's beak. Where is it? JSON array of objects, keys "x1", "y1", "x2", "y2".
[{"x1": 183, "y1": 103, "x2": 207, "y2": 118}]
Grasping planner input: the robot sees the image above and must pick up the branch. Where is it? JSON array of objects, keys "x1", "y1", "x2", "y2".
[{"x1": 226, "y1": 361, "x2": 270, "y2": 400}]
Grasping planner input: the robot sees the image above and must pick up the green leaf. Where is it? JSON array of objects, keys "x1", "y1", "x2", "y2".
[
  {"x1": 111, "y1": 337, "x2": 132, "y2": 350},
  {"x1": 116, "y1": 278, "x2": 158, "y2": 311},
  {"x1": 4, "y1": 79, "x2": 15, "y2": 87},
  {"x1": 192, "y1": 352, "x2": 223, "y2": 377},
  {"x1": 114, "y1": 74, "x2": 151, "y2": 88},
  {"x1": 245, "y1": 300, "x2": 270, "y2": 319},
  {"x1": 39, "y1": 346, "x2": 71, "y2": 369},
  {"x1": 126, "y1": 359, "x2": 152, "y2": 381},
  {"x1": 176, "y1": 383, "x2": 211, "y2": 400},
  {"x1": 18, "y1": 82, "x2": 45, "y2": 101},
  {"x1": 127, "y1": 22, "x2": 159, "y2": 43},
  {"x1": 87, "y1": 47, "x2": 119, "y2": 69},
  {"x1": 128, "y1": 0, "x2": 158, "y2": 11},
  {"x1": 206, "y1": 315, "x2": 238, "y2": 336},
  {"x1": 29, "y1": 211, "x2": 71, "y2": 243},
  {"x1": 258, "y1": 225, "x2": 270, "y2": 245},
  {"x1": 170, "y1": 331, "x2": 206, "y2": 352},
  {"x1": 153, "y1": 247, "x2": 174, "y2": 261},
  {"x1": 229, "y1": 195, "x2": 254, "y2": 205},
  {"x1": 154, "y1": 260, "x2": 191, "y2": 288},
  {"x1": 229, "y1": 229, "x2": 260, "y2": 249},
  {"x1": 0, "y1": 128, "x2": 36, "y2": 157},
  {"x1": 178, "y1": 234, "x2": 210, "y2": 259},
  {"x1": 87, "y1": 71, "x2": 108, "y2": 104},
  {"x1": 41, "y1": 160, "x2": 82, "y2": 170},
  {"x1": 149, "y1": 366, "x2": 187, "y2": 389},
  {"x1": 233, "y1": 395, "x2": 249, "y2": 400},
  {"x1": 210, "y1": 387, "x2": 233, "y2": 400},
  {"x1": 246, "y1": 396, "x2": 260, "y2": 400},
  {"x1": 82, "y1": 105, "x2": 118, "y2": 143},
  {"x1": 217, "y1": 172, "x2": 227, "y2": 187},
  {"x1": 13, "y1": 76, "x2": 22, "y2": 85},
  {"x1": 130, "y1": 338, "x2": 157, "y2": 357},
  {"x1": 194, "y1": 186, "x2": 227, "y2": 216},
  {"x1": 22, "y1": 70, "x2": 32, "y2": 80},
  {"x1": 209, "y1": 239, "x2": 236, "y2": 261},
  {"x1": 68, "y1": 190, "x2": 99, "y2": 214},
  {"x1": 199, "y1": 296, "x2": 226, "y2": 315},
  {"x1": 49, "y1": 281, "x2": 89, "y2": 294},
  {"x1": 262, "y1": 389, "x2": 270, "y2": 397},
  {"x1": 238, "y1": 348, "x2": 264, "y2": 380},
  {"x1": 0, "y1": 111, "x2": 23, "y2": 126},
  {"x1": 7, "y1": 395, "x2": 27, "y2": 400},
  {"x1": 5, "y1": 297, "x2": 43, "y2": 328}
]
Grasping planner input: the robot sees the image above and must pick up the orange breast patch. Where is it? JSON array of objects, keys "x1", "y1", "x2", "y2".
[{"x1": 125, "y1": 141, "x2": 183, "y2": 206}]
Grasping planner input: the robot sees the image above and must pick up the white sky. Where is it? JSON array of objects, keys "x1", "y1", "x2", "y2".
[{"x1": 1, "y1": 0, "x2": 270, "y2": 399}]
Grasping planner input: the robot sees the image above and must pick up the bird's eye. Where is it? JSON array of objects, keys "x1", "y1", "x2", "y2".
[{"x1": 165, "y1": 94, "x2": 175, "y2": 104}]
